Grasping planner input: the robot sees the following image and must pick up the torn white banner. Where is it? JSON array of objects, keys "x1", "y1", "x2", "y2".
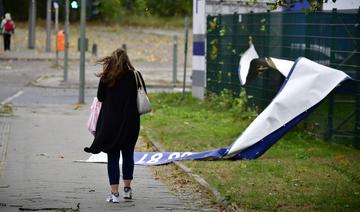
[
  {"x1": 239, "y1": 44, "x2": 259, "y2": 85},
  {"x1": 269, "y1": 57, "x2": 294, "y2": 77},
  {"x1": 227, "y1": 57, "x2": 350, "y2": 156}
]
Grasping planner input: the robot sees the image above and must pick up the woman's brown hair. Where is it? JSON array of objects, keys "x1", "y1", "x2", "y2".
[{"x1": 96, "y1": 48, "x2": 135, "y2": 86}]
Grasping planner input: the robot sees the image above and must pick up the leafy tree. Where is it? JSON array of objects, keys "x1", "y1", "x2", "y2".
[
  {"x1": 267, "y1": 0, "x2": 337, "y2": 12},
  {"x1": 99, "y1": 0, "x2": 123, "y2": 21},
  {"x1": 134, "y1": 0, "x2": 192, "y2": 17}
]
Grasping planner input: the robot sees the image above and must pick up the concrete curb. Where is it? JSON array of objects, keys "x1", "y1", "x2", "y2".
[
  {"x1": 0, "y1": 52, "x2": 95, "y2": 62},
  {"x1": 0, "y1": 116, "x2": 11, "y2": 175},
  {"x1": 30, "y1": 79, "x2": 98, "y2": 89},
  {"x1": 144, "y1": 129, "x2": 242, "y2": 212},
  {"x1": 30, "y1": 75, "x2": 192, "y2": 90},
  {"x1": 0, "y1": 56, "x2": 91, "y2": 62}
]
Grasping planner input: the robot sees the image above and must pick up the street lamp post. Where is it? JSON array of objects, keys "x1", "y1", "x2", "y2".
[
  {"x1": 64, "y1": 0, "x2": 70, "y2": 82},
  {"x1": 28, "y1": 0, "x2": 36, "y2": 49},
  {"x1": 46, "y1": 0, "x2": 51, "y2": 52},
  {"x1": 54, "y1": 2, "x2": 59, "y2": 66},
  {"x1": 79, "y1": 0, "x2": 86, "y2": 104}
]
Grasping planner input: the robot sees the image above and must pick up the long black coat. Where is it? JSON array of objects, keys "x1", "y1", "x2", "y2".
[{"x1": 85, "y1": 71, "x2": 144, "y2": 154}]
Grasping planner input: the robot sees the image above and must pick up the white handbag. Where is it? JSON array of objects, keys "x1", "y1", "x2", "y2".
[{"x1": 134, "y1": 71, "x2": 152, "y2": 115}]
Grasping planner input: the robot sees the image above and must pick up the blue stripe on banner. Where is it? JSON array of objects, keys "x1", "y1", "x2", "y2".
[
  {"x1": 193, "y1": 41, "x2": 205, "y2": 56},
  {"x1": 134, "y1": 148, "x2": 228, "y2": 165}
]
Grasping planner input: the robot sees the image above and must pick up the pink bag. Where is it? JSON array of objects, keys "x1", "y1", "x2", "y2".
[{"x1": 87, "y1": 97, "x2": 102, "y2": 135}]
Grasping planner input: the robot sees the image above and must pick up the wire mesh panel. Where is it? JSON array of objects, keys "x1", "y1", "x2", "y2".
[
  {"x1": 207, "y1": 14, "x2": 243, "y2": 95},
  {"x1": 206, "y1": 10, "x2": 360, "y2": 146}
]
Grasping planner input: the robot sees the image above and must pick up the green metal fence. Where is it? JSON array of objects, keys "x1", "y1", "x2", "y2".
[{"x1": 206, "y1": 9, "x2": 360, "y2": 147}]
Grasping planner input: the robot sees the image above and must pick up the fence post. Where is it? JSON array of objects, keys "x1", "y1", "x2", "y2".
[
  {"x1": 356, "y1": 69, "x2": 360, "y2": 149},
  {"x1": 304, "y1": 11, "x2": 311, "y2": 59},
  {"x1": 355, "y1": 7, "x2": 360, "y2": 148},
  {"x1": 122, "y1": 43, "x2": 127, "y2": 51},
  {"x1": 264, "y1": 10, "x2": 270, "y2": 57},
  {"x1": 172, "y1": 35, "x2": 178, "y2": 86},
  {"x1": 249, "y1": 11, "x2": 254, "y2": 45},
  {"x1": 232, "y1": 12, "x2": 239, "y2": 95},
  {"x1": 182, "y1": 16, "x2": 189, "y2": 98},
  {"x1": 261, "y1": 10, "x2": 271, "y2": 109},
  {"x1": 326, "y1": 8, "x2": 337, "y2": 140},
  {"x1": 217, "y1": 14, "x2": 222, "y2": 93},
  {"x1": 64, "y1": 0, "x2": 69, "y2": 82}
]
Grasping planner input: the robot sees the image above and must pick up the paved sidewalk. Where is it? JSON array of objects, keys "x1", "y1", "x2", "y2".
[
  {"x1": 0, "y1": 42, "x2": 198, "y2": 211},
  {"x1": 0, "y1": 105, "x2": 193, "y2": 211}
]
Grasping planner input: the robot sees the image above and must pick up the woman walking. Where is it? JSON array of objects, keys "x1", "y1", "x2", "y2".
[
  {"x1": 1, "y1": 13, "x2": 15, "y2": 51},
  {"x1": 84, "y1": 48, "x2": 145, "y2": 203}
]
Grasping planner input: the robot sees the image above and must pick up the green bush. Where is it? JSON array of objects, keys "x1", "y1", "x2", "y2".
[{"x1": 205, "y1": 89, "x2": 257, "y2": 120}]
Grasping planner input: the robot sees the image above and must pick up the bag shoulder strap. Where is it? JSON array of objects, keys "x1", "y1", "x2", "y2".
[
  {"x1": 134, "y1": 70, "x2": 145, "y2": 89},
  {"x1": 134, "y1": 70, "x2": 139, "y2": 88}
]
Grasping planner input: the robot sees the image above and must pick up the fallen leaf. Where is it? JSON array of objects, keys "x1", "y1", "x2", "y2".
[
  {"x1": 73, "y1": 104, "x2": 81, "y2": 110},
  {"x1": 36, "y1": 153, "x2": 48, "y2": 157},
  {"x1": 335, "y1": 155, "x2": 345, "y2": 161}
]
